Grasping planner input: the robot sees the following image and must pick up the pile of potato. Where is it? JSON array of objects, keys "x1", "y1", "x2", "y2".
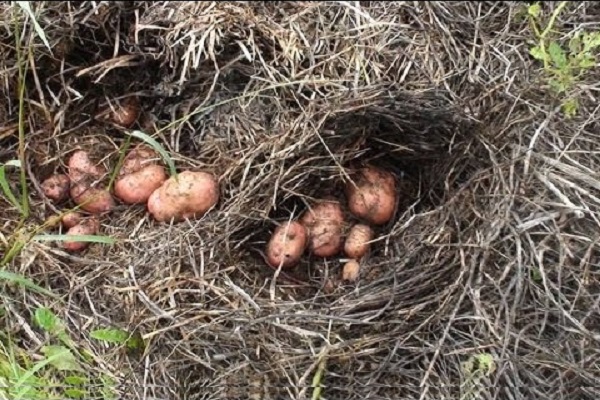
[
  {"x1": 266, "y1": 165, "x2": 397, "y2": 286},
  {"x1": 41, "y1": 144, "x2": 219, "y2": 252}
]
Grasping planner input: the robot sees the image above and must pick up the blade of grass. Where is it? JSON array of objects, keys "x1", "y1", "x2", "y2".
[
  {"x1": 0, "y1": 270, "x2": 58, "y2": 299},
  {"x1": 14, "y1": 1, "x2": 52, "y2": 52},
  {"x1": 0, "y1": 161, "x2": 22, "y2": 212},
  {"x1": 127, "y1": 130, "x2": 177, "y2": 177},
  {"x1": 13, "y1": 7, "x2": 30, "y2": 220},
  {"x1": 32, "y1": 234, "x2": 117, "y2": 245}
]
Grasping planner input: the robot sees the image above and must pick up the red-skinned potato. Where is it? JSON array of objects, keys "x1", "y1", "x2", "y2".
[
  {"x1": 147, "y1": 170, "x2": 219, "y2": 222},
  {"x1": 266, "y1": 221, "x2": 307, "y2": 269},
  {"x1": 300, "y1": 200, "x2": 345, "y2": 258},
  {"x1": 114, "y1": 145, "x2": 167, "y2": 204},
  {"x1": 63, "y1": 217, "x2": 100, "y2": 252},
  {"x1": 41, "y1": 174, "x2": 70, "y2": 203},
  {"x1": 61, "y1": 211, "x2": 83, "y2": 229},
  {"x1": 344, "y1": 223, "x2": 374, "y2": 260},
  {"x1": 68, "y1": 150, "x2": 115, "y2": 214},
  {"x1": 345, "y1": 165, "x2": 396, "y2": 225}
]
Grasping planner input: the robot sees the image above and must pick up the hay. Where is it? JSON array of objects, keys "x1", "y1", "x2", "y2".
[{"x1": 1, "y1": 1, "x2": 600, "y2": 399}]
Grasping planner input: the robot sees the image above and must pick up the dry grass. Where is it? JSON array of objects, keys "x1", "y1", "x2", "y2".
[{"x1": 1, "y1": 1, "x2": 600, "y2": 399}]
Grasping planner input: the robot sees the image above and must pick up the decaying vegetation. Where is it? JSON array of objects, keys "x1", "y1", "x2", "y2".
[{"x1": 1, "y1": 2, "x2": 600, "y2": 399}]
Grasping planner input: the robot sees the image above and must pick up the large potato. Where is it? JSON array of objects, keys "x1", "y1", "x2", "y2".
[
  {"x1": 300, "y1": 200, "x2": 345, "y2": 258},
  {"x1": 147, "y1": 170, "x2": 219, "y2": 222},
  {"x1": 344, "y1": 223, "x2": 374, "y2": 260},
  {"x1": 266, "y1": 221, "x2": 307, "y2": 269},
  {"x1": 41, "y1": 174, "x2": 70, "y2": 203},
  {"x1": 68, "y1": 150, "x2": 115, "y2": 213},
  {"x1": 345, "y1": 165, "x2": 396, "y2": 225},
  {"x1": 114, "y1": 145, "x2": 167, "y2": 204},
  {"x1": 63, "y1": 217, "x2": 100, "y2": 252}
]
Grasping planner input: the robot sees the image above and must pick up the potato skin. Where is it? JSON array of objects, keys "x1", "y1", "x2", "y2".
[
  {"x1": 345, "y1": 166, "x2": 396, "y2": 225},
  {"x1": 41, "y1": 174, "x2": 70, "y2": 203},
  {"x1": 68, "y1": 150, "x2": 115, "y2": 213},
  {"x1": 344, "y1": 224, "x2": 374, "y2": 260},
  {"x1": 63, "y1": 217, "x2": 100, "y2": 252},
  {"x1": 266, "y1": 221, "x2": 307, "y2": 269},
  {"x1": 342, "y1": 260, "x2": 360, "y2": 282},
  {"x1": 109, "y1": 96, "x2": 140, "y2": 128},
  {"x1": 115, "y1": 146, "x2": 166, "y2": 204},
  {"x1": 300, "y1": 200, "x2": 345, "y2": 258},
  {"x1": 61, "y1": 211, "x2": 83, "y2": 229},
  {"x1": 147, "y1": 170, "x2": 219, "y2": 222}
]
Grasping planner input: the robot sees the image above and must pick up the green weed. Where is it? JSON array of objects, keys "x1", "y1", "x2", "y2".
[
  {"x1": 526, "y1": 2, "x2": 600, "y2": 117},
  {"x1": 0, "y1": 307, "x2": 121, "y2": 400}
]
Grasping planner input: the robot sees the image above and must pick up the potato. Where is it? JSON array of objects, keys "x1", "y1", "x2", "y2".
[
  {"x1": 300, "y1": 200, "x2": 345, "y2": 258},
  {"x1": 345, "y1": 165, "x2": 396, "y2": 225},
  {"x1": 266, "y1": 221, "x2": 307, "y2": 269},
  {"x1": 63, "y1": 217, "x2": 100, "y2": 252},
  {"x1": 61, "y1": 211, "x2": 83, "y2": 229},
  {"x1": 107, "y1": 96, "x2": 140, "y2": 128},
  {"x1": 344, "y1": 223, "x2": 374, "y2": 260},
  {"x1": 147, "y1": 170, "x2": 219, "y2": 222},
  {"x1": 68, "y1": 150, "x2": 115, "y2": 214},
  {"x1": 342, "y1": 259, "x2": 360, "y2": 282},
  {"x1": 41, "y1": 174, "x2": 70, "y2": 202},
  {"x1": 114, "y1": 146, "x2": 167, "y2": 204}
]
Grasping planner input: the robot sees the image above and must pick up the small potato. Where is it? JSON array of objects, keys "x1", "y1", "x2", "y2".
[
  {"x1": 70, "y1": 185, "x2": 115, "y2": 214},
  {"x1": 68, "y1": 150, "x2": 105, "y2": 181},
  {"x1": 266, "y1": 221, "x2": 308, "y2": 269},
  {"x1": 344, "y1": 224, "x2": 374, "y2": 260},
  {"x1": 68, "y1": 150, "x2": 115, "y2": 214},
  {"x1": 41, "y1": 174, "x2": 70, "y2": 202},
  {"x1": 300, "y1": 200, "x2": 345, "y2": 258},
  {"x1": 147, "y1": 170, "x2": 219, "y2": 222},
  {"x1": 342, "y1": 259, "x2": 360, "y2": 282},
  {"x1": 63, "y1": 217, "x2": 100, "y2": 252},
  {"x1": 345, "y1": 165, "x2": 396, "y2": 225},
  {"x1": 115, "y1": 146, "x2": 166, "y2": 204},
  {"x1": 61, "y1": 211, "x2": 83, "y2": 229},
  {"x1": 106, "y1": 96, "x2": 140, "y2": 128}
]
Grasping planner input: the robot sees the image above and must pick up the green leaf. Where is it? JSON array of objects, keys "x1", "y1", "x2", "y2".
[
  {"x1": 583, "y1": 32, "x2": 600, "y2": 51},
  {"x1": 529, "y1": 46, "x2": 546, "y2": 62},
  {"x1": 569, "y1": 33, "x2": 582, "y2": 54},
  {"x1": 65, "y1": 388, "x2": 87, "y2": 399},
  {"x1": 64, "y1": 375, "x2": 88, "y2": 385},
  {"x1": 125, "y1": 330, "x2": 145, "y2": 351},
  {"x1": 41, "y1": 345, "x2": 82, "y2": 372},
  {"x1": 578, "y1": 54, "x2": 597, "y2": 69},
  {"x1": 527, "y1": 3, "x2": 541, "y2": 18},
  {"x1": 549, "y1": 77, "x2": 567, "y2": 94},
  {"x1": 14, "y1": 2, "x2": 52, "y2": 53},
  {"x1": 90, "y1": 328, "x2": 129, "y2": 344},
  {"x1": 127, "y1": 130, "x2": 177, "y2": 177},
  {"x1": 548, "y1": 41, "x2": 567, "y2": 69},
  {"x1": 34, "y1": 307, "x2": 60, "y2": 333},
  {"x1": 562, "y1": 97, "x2": 579, "y2": 118}
]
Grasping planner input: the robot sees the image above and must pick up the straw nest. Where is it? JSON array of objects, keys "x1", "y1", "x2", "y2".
[{"x1": 1, "y1": 1, "x2": 600, "y2": 399}]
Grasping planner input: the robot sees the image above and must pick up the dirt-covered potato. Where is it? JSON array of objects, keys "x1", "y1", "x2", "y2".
[
  {"x1": 61, "y1": 211, "x2": 83, "y2": 229},
  {"x1": 104, "y1": 96, "x2": 140, "y2": 128},
  {"x1": 41, "y1": 174, "x2": 70, "y2": 202},
  {"x1": 63, "y1": 217, "x2": 100, "y2": 252},
  {"x1": 342, "y1": 259, "x2": 360, "y2": 282},
  {"x1": 266, "y1": 221, "x2": 308, "y2": 269},
  {"x1": 345, "y1": 165, "x2": 396, "y2": 225},
  {"x1": 147, "y1": 170, "x2": 219, "y2": 222},
  {"x1": 344, "y1": 223, "x2": 374, "y2": 260},
  {"x1": 300, "y1": 200, "x2": 345, "y2": 258},
  {"x1": 114, "y1": 145, "x2": 167, "y2": 204},
  {"x1": 68, "y1": 150, "x2": 115, "y2": 214}
]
